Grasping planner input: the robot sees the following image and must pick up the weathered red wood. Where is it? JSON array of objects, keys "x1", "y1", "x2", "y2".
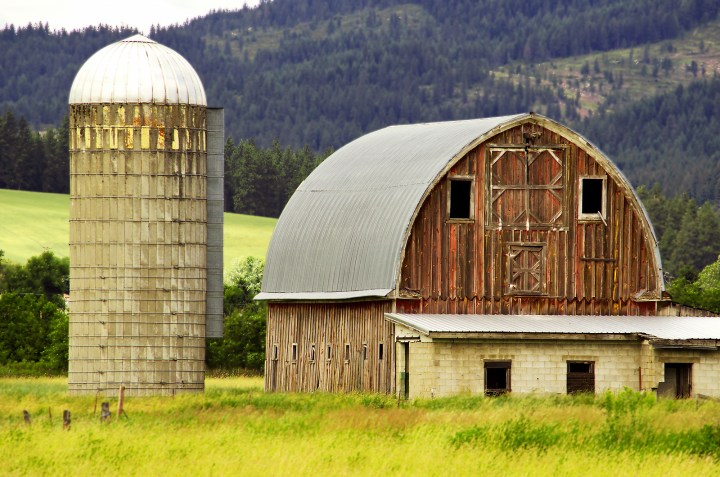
[{"x1": 399, "y1": 123, "x2": 661, "y2": 316}]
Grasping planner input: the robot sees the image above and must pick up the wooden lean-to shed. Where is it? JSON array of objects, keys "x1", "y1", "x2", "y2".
[{"x1": 257, "y1": 113, "x2": 720, "y2": 398}]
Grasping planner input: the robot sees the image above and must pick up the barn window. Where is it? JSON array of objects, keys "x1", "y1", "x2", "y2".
[
  {"x1": 567, "y1": 361, "x2": 595, "y2": 394},
  {"x1": 272, "y1": 344, "x2": 278, "y2": 361},
  {"x1": 507, "y1": 243, "x2": 545, "y2": 295},
  {"x1": 579, "y1": 176, "x2": 607, "y2": 220},
  {"x1": 363, "y1": 343, "x2": 368, "y2": 361},
  {"x1": 448, "y1": 176, "x2": 474, "y2": 220},
  {"x1": 378, "y1": 342, "x2": 384, "y2": 361},
  {"x1": 485, "y1": 361, "x2": 511, "y2": 396},
  {"x1": 291, "y1": 343, "x2": 298, "y2": 362},
  {"x1": 326, "y1": 344, "x2": 332, "y2": 361},
  {"x1": 344, "y1": 343, "x2": 350, "y2": 362},
  {"x1": 309, "y1": 344, "x2": 316, "y2": 362}
]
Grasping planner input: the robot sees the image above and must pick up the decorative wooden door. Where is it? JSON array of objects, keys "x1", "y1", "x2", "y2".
[
  {"x1": 488, "y1": 147, "x2": 565, "y2": 228},
  {"x1": 507, "y1": 243, "x2": 545, "y2": 295}
]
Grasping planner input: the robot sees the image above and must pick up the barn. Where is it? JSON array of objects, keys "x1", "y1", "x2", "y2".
[{"x1": 257, "y1": 113, "x2": 720, "y2": 399}]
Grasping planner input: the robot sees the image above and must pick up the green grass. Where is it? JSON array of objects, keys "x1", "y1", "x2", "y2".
[
  {"x1": 1, "y1": 379, "x2": 720, "y2": 476},
  {"x1": 0, "y1": 189, "x2": 276, "y2": 274}
]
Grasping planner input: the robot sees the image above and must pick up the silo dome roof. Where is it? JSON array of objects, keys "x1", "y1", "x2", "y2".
[{"x1": 69, "y1": 34, "x2": 206, "y2": 106}]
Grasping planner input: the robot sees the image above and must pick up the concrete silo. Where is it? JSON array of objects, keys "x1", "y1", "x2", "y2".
[{"x1": 68, "y1": 34, "x2": 224, "y2": 396}]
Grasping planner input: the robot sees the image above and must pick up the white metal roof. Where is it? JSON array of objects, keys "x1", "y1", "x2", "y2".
[
  {"x1": 386, "y1": 314, "x2": 720, "y2": 341},
  {"x1": 258, "y1": 114, "x2": 526, "y2": 300},
  {"x1": 69, "y1": 34, "x2": 206, "y2": 106}
]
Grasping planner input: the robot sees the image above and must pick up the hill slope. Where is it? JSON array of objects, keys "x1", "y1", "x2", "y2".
[{"x1": 0, "y1": 189, "x2": 276, "y2": 273}]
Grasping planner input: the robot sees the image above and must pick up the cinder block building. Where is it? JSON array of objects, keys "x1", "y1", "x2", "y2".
[{"x1": 257, "y1": 113, "x2": 720, "y2": 399}]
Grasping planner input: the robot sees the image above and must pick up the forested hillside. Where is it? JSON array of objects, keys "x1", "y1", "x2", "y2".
[{"x1": 2, "y1": 0, "x2": 720, "y2": 214}]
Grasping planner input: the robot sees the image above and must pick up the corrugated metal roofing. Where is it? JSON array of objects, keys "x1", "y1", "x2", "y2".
[
  {"x1": 386, "y1": 313, "x2": 720, "y2": 341},
  {"x1": 69, "y1": 34, "x2": 206, "y2": 106},
  {"x1": 260, "y1": 114, "x2": 526, "y2": 298},
  {"x1": 259, "y1": 113, "x2": 663, "y2": 300}
]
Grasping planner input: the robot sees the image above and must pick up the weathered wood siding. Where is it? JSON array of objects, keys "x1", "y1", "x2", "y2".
[
  {"x1": 265, "y1": 301, "x2": 395, "y2": 393},
  {"x1": 399, "y1": 122, "x2": 661, "y2": 315}
]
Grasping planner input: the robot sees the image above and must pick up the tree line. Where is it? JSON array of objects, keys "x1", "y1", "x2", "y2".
[
  {"x1": 0, "y1": 110, "x2": 68, "y2": 193},
  {"x1": 0, "y1": 250, "x2": 266, "y2": 375}
]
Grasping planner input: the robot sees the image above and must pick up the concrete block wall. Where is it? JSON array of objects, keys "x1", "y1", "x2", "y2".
[
  {"x1": 396, "y1": 329, "x2": 646, "y2": 398},
  {"x1": 652, "y1": 349, "x2": 720, "y2": 397}
]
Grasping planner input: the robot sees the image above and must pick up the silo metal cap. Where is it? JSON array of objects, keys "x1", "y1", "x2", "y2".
[{"x1": 68, "y1": 34, "x2": 207, "y2": 106}]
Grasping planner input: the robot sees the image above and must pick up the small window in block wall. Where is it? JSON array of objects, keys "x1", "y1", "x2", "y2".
[
  {"x1": 378, "y1": 342, "x2": 384, "y2": 361},
  {"x1": 448, "y1": 177, "x2": 474, "y2": 220}
]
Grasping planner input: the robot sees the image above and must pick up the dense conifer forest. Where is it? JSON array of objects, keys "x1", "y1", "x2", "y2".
[{"x1": 2, "y1": 0, "x2": 720, "y2": 277}]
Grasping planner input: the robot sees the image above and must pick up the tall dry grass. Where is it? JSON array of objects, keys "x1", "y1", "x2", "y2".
[{"x1": 1, "y1": 378, "x2": 719, "y2": 476}]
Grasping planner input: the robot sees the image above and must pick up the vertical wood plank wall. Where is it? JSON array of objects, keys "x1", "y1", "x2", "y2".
[
  {"x1": 265, "y1": 301, "x2": 395, "y2": 393},
  {"x1": 68, "y1": 103, "x2": 207, "y2": 396},
  {"x1": 400, "y1": 123, "x2": 660, "y2": 316}
]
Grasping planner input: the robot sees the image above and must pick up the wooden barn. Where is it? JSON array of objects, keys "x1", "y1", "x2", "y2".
[{"x1": 257, "y1": 113, "x2": 720, "y2": 399}]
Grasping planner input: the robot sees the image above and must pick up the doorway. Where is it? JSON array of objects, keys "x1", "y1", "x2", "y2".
[{"x1": 658, "y1": 363, "x2": 692, "y2": 399}]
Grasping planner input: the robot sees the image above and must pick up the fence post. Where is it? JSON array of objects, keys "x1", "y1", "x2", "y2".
[
  {"x1": 101, "y1": 402, "x2": 111, "y2": 422},
  {"x1": 63, "y1": 410, "x2": 71, "y2": 430}
]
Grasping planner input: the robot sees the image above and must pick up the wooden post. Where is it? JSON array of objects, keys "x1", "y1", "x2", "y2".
[
  {"x1": 23, "y1": 410, "x2": 31, "y2": 425},
  {"x1": 62, "y1": 410, "x2": 71, "y2": 430},
  {"x1": 117, "y1": 385, "x2": 125, "y2": 418},
  {"x1": 101, "y1": 402, "x2": 111, "y2": 422}
]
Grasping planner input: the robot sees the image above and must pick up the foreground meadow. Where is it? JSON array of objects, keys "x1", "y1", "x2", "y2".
[{"x1": 1, "y1": 377, "x2": 720, "y2": 476}]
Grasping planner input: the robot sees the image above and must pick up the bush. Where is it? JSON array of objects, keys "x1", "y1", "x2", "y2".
[{"x1": 207, "y1": 257, "x2": 267, "y2": 371}]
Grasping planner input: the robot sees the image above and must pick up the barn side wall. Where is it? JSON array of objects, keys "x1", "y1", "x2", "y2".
[
  {"x1": 265, "y1": 301, "x2": 395, "y2": 393},
  {"x1": 400, "y1": 122, "x2": 661, "y2": 315}
]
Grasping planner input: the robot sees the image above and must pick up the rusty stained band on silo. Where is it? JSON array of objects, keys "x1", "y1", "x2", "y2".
[{"x1": 68, "y1": 103, "x2": 208, "y2": 396}]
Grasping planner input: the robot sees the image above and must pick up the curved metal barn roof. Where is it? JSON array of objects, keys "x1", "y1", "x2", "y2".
[
  {"x1": 258, "y1": 113, "x2": 661, "y2": 300},
  {"x1": 68, "y1": 34, "x2": 206, "y2": 106}
]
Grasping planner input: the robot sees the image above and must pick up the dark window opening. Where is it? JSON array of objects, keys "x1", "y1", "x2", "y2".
[
  {"x1": 326, "y1": 344, "x2": 332, "y2": 361},
  {"x1": 449, "y1": 179, "x2": 472, "y2": 220},
  {"x1": 310, "y1": 344, "x2": 316, "y2": 362},
  {"x1": 363, "y1": 343, "x2": 368, "y2": 361},
  {"x1": 567, "y1": 361, "x2": 595, "y2": 394},
  {"x1": 658, "y1": 363, "x2": 692, "y2": 399},
  {"x1": 344, "y1": 343, "x2": 350, "y2": 362},
  {"x1": 581, "y1": 178, "x2": 604, "y2": 215},
  {"x1": 378, "y1": 342, "x2": 384, "y2": 361},
  {"x1": 272, "y1": 344, "x2": 278, "y2": 361},
  {"x1": 484, "y1": 361, "x2": 511, "y2": 396},
  {"x1": 291, "y1": 343, "x2": 297, "y2": 362}
]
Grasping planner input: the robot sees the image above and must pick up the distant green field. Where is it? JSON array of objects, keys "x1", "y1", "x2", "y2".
[{"x1": 0, "y1": 189, "x2": 276, "y2": 275}]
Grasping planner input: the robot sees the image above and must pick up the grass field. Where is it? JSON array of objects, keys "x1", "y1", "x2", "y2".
[
  {"x1": 0, "y1": 189, "x2": 276, "y2": 275},
  {"x1": 1, "y1": 378, "x2": 720, "y2": 476}
]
